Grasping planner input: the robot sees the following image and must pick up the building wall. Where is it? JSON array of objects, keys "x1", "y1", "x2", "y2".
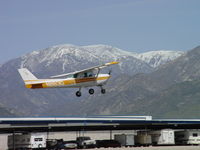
[{"x1": 0, "y1": 134, "x2": 8, "y2": 150}]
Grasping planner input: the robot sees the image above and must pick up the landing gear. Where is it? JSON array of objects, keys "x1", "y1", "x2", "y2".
[
  {"x1": 76, "y1": 88, "x2": 82, "y2": 97},
  {"x1": 101, "y1": 88, "x2": 106, "y2": 94},
  {"x1": 76, "y1": 91, "x2": 81, "y2": 97},
  {"x1": 89, "y1": 88, "x2": 94, "y2": 95},
  {"x1": 100, "y1": 86, "x2": 106, "y2": 94},
  {"x1": 75, "y1": 87, "x2": 106, "y2": 97}
]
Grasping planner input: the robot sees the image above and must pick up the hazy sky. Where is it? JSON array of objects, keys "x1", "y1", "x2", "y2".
[{"x1": 0, "y1": 0, "x2": 200, "y2": 63}]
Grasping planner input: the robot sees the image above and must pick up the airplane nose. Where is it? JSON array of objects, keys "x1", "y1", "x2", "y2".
[
  {"x1": 97, "y1": 74, "x2": 110, "y2": 85},
  {"x1": 106, "y1": 74, "x2": 111, "y2": 79}
]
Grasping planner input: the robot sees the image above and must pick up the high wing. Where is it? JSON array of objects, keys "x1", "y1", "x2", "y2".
[{"x1": 51, "y1": 61, "x2": 119, "y2": 78}]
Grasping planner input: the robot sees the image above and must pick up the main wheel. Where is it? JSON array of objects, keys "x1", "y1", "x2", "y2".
[
  {"x1": 76, "y1": 91, "x2": 81, "y2": 97},
  {"x1": 101, "y1": 89, "x2": 106, "y2": 94},
  {"x1": 89, "y1": 89, "x2": 94, "y2": 95}
]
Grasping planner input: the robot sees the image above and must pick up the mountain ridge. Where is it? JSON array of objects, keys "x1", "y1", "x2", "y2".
[
  {"x1": 17, "y1": 44, "x2": 184, "y2": 74},
  {"x1": 0, "y1": 44, "x2": 185, "y2": 117},
  {"x1": 40, "y1": 45, "x2": 200, "y2": 118}
]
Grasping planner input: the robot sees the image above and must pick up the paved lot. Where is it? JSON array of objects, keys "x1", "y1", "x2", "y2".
[{"x1": 85, "y1": 146, "x2": 200, "y2": 150}]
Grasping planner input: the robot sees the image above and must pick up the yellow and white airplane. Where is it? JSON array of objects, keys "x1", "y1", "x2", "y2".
[{"x1": 18, "y1": 61, "x2": 119, "y2": 97}]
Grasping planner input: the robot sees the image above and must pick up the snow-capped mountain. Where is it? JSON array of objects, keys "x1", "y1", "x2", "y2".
[
  {"x1": 136, "y1": 50, "x2": 184, "y2": 68},
  {"x1": 0, "y1": 44, "x2": 185, "y2": 116},
  {"x1": 19, "y1": 44, "x2": 154, "y2": 77},
  {"x1": 19, "y1": 44, "x2": 184, "y2": 77}
]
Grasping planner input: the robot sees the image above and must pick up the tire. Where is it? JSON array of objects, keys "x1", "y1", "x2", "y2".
[
  {"x1": 83, "y1": 144, "x2": 87, "y2": 149},
  {"x1": 101, "y1": 89, "x2": 106, "y2": 94},
  {"x1": 76, "y1": 91, "x2": 81, "y2": 97},
  {"x1": 89, "y1": 89, "x2": 94, "y2": 95},
  {"x1": 38, "y1": 144, "x2": 42, "y2": 148}
]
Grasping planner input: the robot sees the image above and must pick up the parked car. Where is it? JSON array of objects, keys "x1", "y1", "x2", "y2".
[
  {"x1": 57, "y1": 140, "x2": 78, "y2": 149},
  {"x1": 76, "y1": 136, "x2": 96, "y2": 148},
  {"x1": 96, "y1": 140, "x2": 121, "y2": 148},
  {"x1": 46, "y1": 139, "x2": 64, "y2": 149}
]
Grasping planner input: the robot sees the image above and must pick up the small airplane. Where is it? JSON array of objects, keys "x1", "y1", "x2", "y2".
[{"x1": 18, "y1": 61, "x2": 119, "y2": 97}]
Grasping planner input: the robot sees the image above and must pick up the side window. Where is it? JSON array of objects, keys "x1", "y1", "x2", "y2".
[
  {"x1": 77, "y1": 73, "x2": 84, "y2": 78},
  {"x1": 73, "y1": 74, "x2": 78, "y2": 78},
  {"x1": 34, "y1": 138, "x2": 43, "y2": 142},
  {"x1": 193, "y1": 133, "x2": 198, "y2": 137},
  {"x1": 88, "y1": 72, "x2": 93, "y2": 77},
  {"x1": 74, "y1": 72, "x2": 94, "y2": 78},
  {"x1": 84, "y1": 73, "x2": 88, "y2": 77}
]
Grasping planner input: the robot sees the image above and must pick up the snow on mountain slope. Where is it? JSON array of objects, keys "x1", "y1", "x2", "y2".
[
  {"x1": 18, "y1": 44, "x2": 184, "y2": 79},
  {"x1": 82, "y1": 45, "x2": 138, "y2": 58},
  {"x1": 0, "y1": 44, "x2": 186, "y2": 116},
  {"x1": 19, "y1": 44, "x2": 154, "y2": 76},
  {"x1": 136, "y1": 50, "x2": 184, "y2": 68}
]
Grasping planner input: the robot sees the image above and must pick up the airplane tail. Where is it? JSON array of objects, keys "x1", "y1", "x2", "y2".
[{"x1": 18, "y1": 68, "x2": 38, "y2": 81}]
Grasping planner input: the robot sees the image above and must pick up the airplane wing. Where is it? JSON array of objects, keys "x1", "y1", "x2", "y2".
[{"x1": 51, "y1": 61, "x2": 119, "y2": 78}]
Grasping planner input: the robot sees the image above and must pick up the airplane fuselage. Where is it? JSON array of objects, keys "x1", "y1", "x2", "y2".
[
  {"x1": 18, "y1": 61, "x2": 119, "y2": 97},
  {"x1": 24, "y1": 74, "x2": 110, "y2": 89}
]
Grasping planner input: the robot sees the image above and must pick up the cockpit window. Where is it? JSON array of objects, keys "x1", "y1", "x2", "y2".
[
  {"x1": 73, "y1": 74, "x2": 78, "y2": 78},
  {"x1": 84, "y1": 73, "x2": 88, "y2": 77},
  {"x1": 73, "y1": 72, "x2": 95, "y2": 79},
  {"x1": 88, "y1": 72, "x2": 93, "y2": 77}
]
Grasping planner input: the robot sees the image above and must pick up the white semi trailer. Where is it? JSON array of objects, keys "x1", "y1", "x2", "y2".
[
  {"x1": 150, "y1": 129, "x2": 175, "y2": 145},
  {"x1": 8, "y1": 133, "x2": 47, "y2": 150}
]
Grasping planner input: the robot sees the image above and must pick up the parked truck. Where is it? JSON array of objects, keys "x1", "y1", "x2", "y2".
[
  {"x1": 150, "y1": 129, "x2": 175, "y2": 145},
  {"x1": 7, "y1": 133, "x2": 47, "y2": 150},
  {"x1": 175, "y1": 129, "x2": 200, "y2": 145},
  {"x1": 114, "y1": 134, "x2": 135, "y2": 147}
]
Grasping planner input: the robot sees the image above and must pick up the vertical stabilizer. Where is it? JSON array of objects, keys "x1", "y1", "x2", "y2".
[{"x1": 18, "y1": 68, "x2": 38, "y2": 81}]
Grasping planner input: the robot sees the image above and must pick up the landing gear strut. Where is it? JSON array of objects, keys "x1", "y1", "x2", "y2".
[{"x1": 89, "y1": 88, "x2": 94, "y2": 95}]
